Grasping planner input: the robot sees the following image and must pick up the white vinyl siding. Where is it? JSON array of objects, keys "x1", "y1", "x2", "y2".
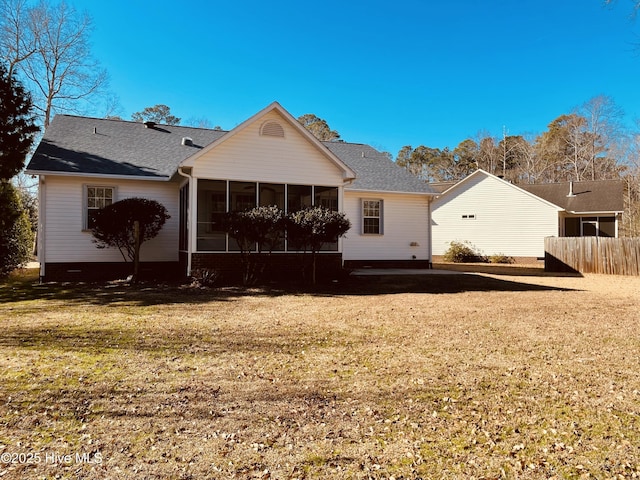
[
  {"x1": 343, "y1": 192, "x2": 429, "y2": 261},
  {"x1": 42, "y1": 176, "x2": 180, "y2": 262},
  {"x1": 192, "y1": 111, "x2": 345, "y2": 186},
  {"x1": 432, "y1": 172, "x2": 560, "y2": 258}
]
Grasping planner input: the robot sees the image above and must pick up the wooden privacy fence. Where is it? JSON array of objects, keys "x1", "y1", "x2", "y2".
[{"x1": 545, "y1": 237, "x2": 640, "y2": 276}]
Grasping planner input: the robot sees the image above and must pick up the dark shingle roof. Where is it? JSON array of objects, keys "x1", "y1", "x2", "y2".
[
  {"x1": 324, "y1": 142, "x2": 434, "y2": 194},
  {"x1": 428, "y1": 181, "x2": 457, "y2": 194},
  {"x1": 27, "y1": 115, "x2": 434, "y2": 194},
  {"x1": 27, "y1": 115, "x2": 226, "y2": 179},
  {"x1": 520, "y1": 180, "x2": 624, "y2": 213}
]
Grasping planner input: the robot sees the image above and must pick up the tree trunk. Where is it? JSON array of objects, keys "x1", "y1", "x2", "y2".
[
  {"x1": 133, "y1": 220, "x2": 140, "y2": 283},
  {"x1": 311, "y1": 250, "x2": 317, "y2": 285}
]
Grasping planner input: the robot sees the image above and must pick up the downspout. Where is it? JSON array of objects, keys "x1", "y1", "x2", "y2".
[
  {"x1": 38, "y1": 175, "x2": 46, "y2": 282},
  {"x1": 427, "y1": 195, "x2": 433, "y2": 268},
  {"x1": 177, "y1": 167, "x2": 192, "y2": 277}
]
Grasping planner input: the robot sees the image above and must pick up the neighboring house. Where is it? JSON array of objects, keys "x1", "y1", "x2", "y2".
[
  {"x1": 431, "y1": 169, "x2": 624, "y2": 262},
  {"x1": 26, "y1": 102, "x2": 436, "y2": 281},
  {"x1": 519, "y1": 180, "x2": 624, "y2": 238}
]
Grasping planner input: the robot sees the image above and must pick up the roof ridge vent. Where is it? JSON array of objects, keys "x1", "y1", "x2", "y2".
[
  {"x1": 181, "y1": 137, "x2": 193, "y2": 146},
  {"x1": 144, "y1": 121, "x2": 156, "y2": 129}
]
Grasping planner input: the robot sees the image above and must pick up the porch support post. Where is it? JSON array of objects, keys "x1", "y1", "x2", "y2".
[{"x1": 178, "y1": 167, "x2": 194, "y2": 277}]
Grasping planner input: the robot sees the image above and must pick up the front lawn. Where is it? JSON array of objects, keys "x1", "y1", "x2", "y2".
[{"x1": 1, "y1": 269, "x2": 639, "y2": 479}]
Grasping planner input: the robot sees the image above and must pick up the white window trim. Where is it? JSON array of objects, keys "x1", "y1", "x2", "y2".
[
  {"x1": 83, "y1": 184, "x2": 116, "y2": 231},
  {"x1": 361, "y1": 198, "x2": 383, "y2": 235}
]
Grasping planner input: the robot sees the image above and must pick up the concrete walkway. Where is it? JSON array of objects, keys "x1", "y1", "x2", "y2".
[{"x1": 351, "y1": 268, "x2": 465, "y2": 276}]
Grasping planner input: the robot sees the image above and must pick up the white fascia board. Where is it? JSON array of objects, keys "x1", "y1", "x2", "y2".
[
  {"x1": 346, "y1": 188, "x2": 436, "y2": 196},
  {"x1": 566, "y1": 210, "x2": 625, "y2": 215},
  {"x1": 25, "y1": 170, "x2": 171, "y2": 182}
]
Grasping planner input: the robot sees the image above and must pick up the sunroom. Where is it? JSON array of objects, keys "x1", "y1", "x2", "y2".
[{"x1": 189, "y1": 180, "x2": 340, "y2": 252}]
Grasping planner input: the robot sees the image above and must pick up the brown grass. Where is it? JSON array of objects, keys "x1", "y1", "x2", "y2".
[{"x1": 1, "y1": 267, "x2": 639, "y2": 479}]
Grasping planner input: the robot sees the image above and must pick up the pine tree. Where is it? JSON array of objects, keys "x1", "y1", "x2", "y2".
[{"x1": 0, "y1": 62, "x2": 38, "y2": 180}]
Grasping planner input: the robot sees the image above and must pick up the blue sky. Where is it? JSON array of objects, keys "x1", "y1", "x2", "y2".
[{"x1": 80, "y1": 0, "x2": 640, "y2": 157}]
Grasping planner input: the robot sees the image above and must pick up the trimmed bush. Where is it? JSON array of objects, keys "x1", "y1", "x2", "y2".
[
  {"x1": 222, "y1": 205, "x2": 286, "y2": 285},
  {"x1": 443, "y1": 241, "x2": 487, "y2": 263},
  {"x1": 489, "y1": 253, "x2": 515, "y2": 264},
  {"x1": 91, "y1": 197, "x2": 170, "y2": 282},
  {"x1": 286, "y1": 206, "x2": 351, "y2": 284}
]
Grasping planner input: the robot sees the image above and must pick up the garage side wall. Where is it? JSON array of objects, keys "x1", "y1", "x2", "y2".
[{"x1": 431, "y1": 174, "x2": 559, "y2": 259}]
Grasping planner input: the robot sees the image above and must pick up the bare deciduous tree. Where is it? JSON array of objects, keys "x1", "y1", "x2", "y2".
[
  {"x1": 575, "y1": 94, "x2": 625, "y2": 180},
  {"x1": 621, "y1": 127, "x2": 640, "y2": 236},
  {"x1": 0, "y1": 0, "x2": 34, "y2": 77},
  {"x1": 0, "y1": 0, "x2": 108, "y2": 127}
]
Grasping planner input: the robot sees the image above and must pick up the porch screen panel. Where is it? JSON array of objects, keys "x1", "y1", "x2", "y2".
[
  {"x1": 599, "y1": 217, "x2": 615, "y2": 237},
  {"x1": 229, "y1": 182, "x2": 257, "y2": 251},
  {"x1": 314, "y1": 186, "x2": 338, "y2": 211},
  {"x1": 287, "y1": 185, "x2": 312, "y2": 213},
  {"x1": 259, "y1": 183, "x2": 285, "y2": 208},
  {"x1": 197, "y1": 180, "x2": 227, "y2": 251},
  {"x1": 287, "y1": 185, "x2": 312, "y2": 251},
  {"x1": 564, "y1": 218, "x2": 580, "y2": 237},
  {"x1": 582, "y1": 217, "x2": 598, "y2": 237},
  {"x1": 316, "y1": 186, "x2": 340, "y2": 251},
  {"x1": 259, "y1": 183, "x2": 285, "y2": 251}
]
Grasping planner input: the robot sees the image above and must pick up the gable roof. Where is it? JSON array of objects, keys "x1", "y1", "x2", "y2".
[
  {"x1": 326, "y1": 142, "x2": 434, "y2": 194},
  {"x1": 26, "y1": 115, "x2": 226, "y2": 180},
  {"x1": 25, "y1": 104, "x2": 435, "y2": 195},
  {"x1": 434, "y1": 169, "x2": 563, "y2": 210},
  {"x1": 432, "y1": 169, "x2": 624, "y2": 214},
  {"x1": 180, "y1": 102, "x2": 356, "y2": 181},
  {"x1": 520, "y1": 180, "x2": 624, "y2": 213}
]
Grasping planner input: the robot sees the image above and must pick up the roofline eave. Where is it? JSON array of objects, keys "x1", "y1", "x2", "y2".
[
  {"x1": 25, "y1": 169, "x2": 172, "y2": 182},
  {"x1": 346, "y1": 187, "x2": 436, "y2": 196},
  {"x1": 564, "y1": 210, "x2": 625, "y2": 215}
]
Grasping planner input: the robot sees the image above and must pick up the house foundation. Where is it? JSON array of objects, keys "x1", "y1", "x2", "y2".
[{"x1": 190, "y1": 253, "x2": 343, "y2": 284}]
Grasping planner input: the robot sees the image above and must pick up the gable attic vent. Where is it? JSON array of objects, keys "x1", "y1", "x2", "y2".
[
  {"x1": 181, "y1": 137, "x2": 193, "y2": 146},
  {"x1": 260, "y1": 121, "x2": 285, "y2": 138}
]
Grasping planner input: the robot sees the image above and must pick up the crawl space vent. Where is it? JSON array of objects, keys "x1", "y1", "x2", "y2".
[{"x1": 260, "y1": 121, "x2": 285, "y2": 138}]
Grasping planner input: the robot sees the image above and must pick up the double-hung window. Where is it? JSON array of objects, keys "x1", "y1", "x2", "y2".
[
  {"x1": 85, "y1": 186, "x2": 115, "y2": 229},
  {"x1": 362, "y1": 199, "x2": 383, "y2": 235}
]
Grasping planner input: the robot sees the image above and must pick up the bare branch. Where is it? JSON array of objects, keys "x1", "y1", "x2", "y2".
[{"x1": 1, "y1": 0, "x2": 108, "y2": 127}]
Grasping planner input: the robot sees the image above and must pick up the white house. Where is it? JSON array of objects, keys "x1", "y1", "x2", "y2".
[
  {"x1": 26, "y1": 102, "x2": 436, "y2": 281},
  {"x1": 431, "y1": 169, "x2": 624, "y2": 262}
]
